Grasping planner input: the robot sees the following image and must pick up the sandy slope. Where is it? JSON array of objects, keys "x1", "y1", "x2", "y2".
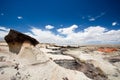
[
  {"x1": 0, "y1": 42, "x2": 120, "y2": 80},
  {"x1": 0, "y1": 43, "x2": 91, "y2": 80}
]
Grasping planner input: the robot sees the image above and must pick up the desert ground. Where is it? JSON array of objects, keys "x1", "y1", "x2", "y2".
[
  {"x1": 0, "y1": 30, "x2": 120, "y2": 80},
  {"x1": 0, "y1": 41, "x2": 120, "y2": 80}
]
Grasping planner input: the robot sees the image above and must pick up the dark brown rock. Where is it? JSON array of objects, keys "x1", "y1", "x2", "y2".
[
  {"x1": 105, "y1": 56, "x2": 120, "y2": 63},
  {"x1": 4, "y1": 29, "x2": 39, "y2": 54}
]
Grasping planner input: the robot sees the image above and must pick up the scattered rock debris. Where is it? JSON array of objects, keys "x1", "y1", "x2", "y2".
[{"x1": 62, "y1": 77, "x2": 69, "y2": 80}]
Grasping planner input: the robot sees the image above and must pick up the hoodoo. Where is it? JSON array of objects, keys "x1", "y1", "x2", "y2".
[{"x1": 4, "y1": 29, "x2": 39, "y2": 54}]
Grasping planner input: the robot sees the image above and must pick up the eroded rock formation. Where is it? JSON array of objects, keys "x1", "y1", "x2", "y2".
[
  {"x1": 0, "y1": 29, "x2": 91, "y2": 80},
  {"x1": 98, "y1": 47, "x2": 118, "y2": 53},
  {"x1": 4, "y1": 29, "x2": 39, "y2": 54}
]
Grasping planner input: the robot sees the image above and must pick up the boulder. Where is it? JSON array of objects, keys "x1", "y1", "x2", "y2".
[{"x1": 4, "y1": 29, "x2": 39, "y2": 54}]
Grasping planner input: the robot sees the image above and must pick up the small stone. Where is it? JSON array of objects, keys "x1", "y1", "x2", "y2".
[{"x1": 1, "y1": 71, "x2": 4, "y2": 74}]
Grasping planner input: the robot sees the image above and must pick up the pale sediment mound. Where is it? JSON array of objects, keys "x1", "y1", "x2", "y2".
[{"x1": 0, "y1": 29, "x2": 91, "y2": 80}]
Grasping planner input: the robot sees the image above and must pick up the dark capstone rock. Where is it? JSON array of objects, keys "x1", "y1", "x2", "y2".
[{"x1": 4, "y1": 29, "x2": 39, "y2": 54}]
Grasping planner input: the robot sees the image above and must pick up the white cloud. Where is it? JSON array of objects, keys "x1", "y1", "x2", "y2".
[
  {"x1": 57, "y1": 25, "x2": 78, "y2": 35},
  {"x1": 27, "y1": 25, "x2": 120, "y2": 45},
  {"x1": 84, "y1": 26, "x2": 107, "y2": 33},
  {"x1": 0, "y1": 26, "x2": 10, "y2": 31},
  {"x1": 89, "y1": 18, "x2": 95, "y2": 21},
  {"x1": 25, "y1": 27, "x2": 64, "y2": 44},
  {"x1": 0, "y1": 25, "x2": 120, "y2": 45},
  {"x1": 45, "y1": 25, "x2": 54, "y2": 30},
  {"x1": 17, "y1": 16, "x2": 23, "y2": 19},
  {"x1": 0, "y1": 26, "x2": 9, "y2": 41},
  {"x1": 112, "y1": 22, "x2": 118, "y2": 26}
]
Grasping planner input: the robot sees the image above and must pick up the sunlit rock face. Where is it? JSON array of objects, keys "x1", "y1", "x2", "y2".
[
  {"x1": 4, "y1": 29, "x2": 39, "y2": 54},
  {"x1": 98, "y1": 47, "x2": 118, "y2": 53},
  {"x1": 0, "y1": 29, "x2": 92, "y2": 80}
]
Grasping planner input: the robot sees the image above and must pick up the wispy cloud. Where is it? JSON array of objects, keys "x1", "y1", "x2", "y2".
[
  {"x1": 1, "y1": 13, "x2": 4, "y2": 16},
  {"x1": 89, "y1": 18, "x2": 95, "y2": 21},
  {"x1": 82, "y1": 16, "x2": 85, "y2": 19},
  {"x1": 17, "y1": 16, "x2": 23, "y2": 19},
  {"x1": 88, "y1": 12, "x2": 105, "y2": 21},
  {"x1": 112, "y1": 22, "x2": 119, "y2": 26},
  {"x1": 60, "y1": 25, "x2": 63, "y2": 27},
  {"x1": 95, "y1": 12, "x2": 105, "y2": 19},
  {"x1": 0, "y1": 26, "x2": 9, "y2": 40},
  {"x1": 45, "y1": 25, "x2": 54, "y2": 30}
]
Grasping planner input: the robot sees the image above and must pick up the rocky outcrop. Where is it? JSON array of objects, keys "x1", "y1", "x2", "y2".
[
  {"x1": 4, "y1": 29, "x2": 39, "y2": 54},
  {"x1": 98, "y1": 47, "x2": 118, "y2": 53},
  {"x1": 0, "y1": 30, "x2": 92, "y2": 80},
  {"x1": 64, "y1": 50, "x2": 120, "y2": 80}
]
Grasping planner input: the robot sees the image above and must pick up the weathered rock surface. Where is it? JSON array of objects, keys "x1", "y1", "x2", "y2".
[
  {"x1": 98, "y1": 47, "x2": 118, "y2": 53},
  {"x1": 0, "y1": 44, "x2": 91, "y2": 80},
  {"x1": 0, "y1": 30, "x2": 91, "y2": 80},
  {"x1": 1, "y1": 30, "x2": 120, "y2": 80},
  {"x1": 64, "y1": 49, "x2": 120, "y2": 80},
  {"x1": 4, "y1": 29, "x2": 39, "y2": 54}
]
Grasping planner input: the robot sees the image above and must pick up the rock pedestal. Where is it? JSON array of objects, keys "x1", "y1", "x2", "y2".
[{"x1": 4, "y1": 29, "x2": 39, "y2": 54}]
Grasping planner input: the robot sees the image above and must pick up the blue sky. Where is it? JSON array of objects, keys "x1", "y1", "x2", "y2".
[{"x1": 0, "y1": 0, "x2": 120, "y2": 45}]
